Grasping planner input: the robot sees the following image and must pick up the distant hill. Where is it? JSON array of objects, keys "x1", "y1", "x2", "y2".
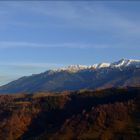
[
  {"x1": 0, "y1": 87, "x2": 139, "y2": 140},
  {"x1": 0, "y1": 58, "x2": 140, "y2": 93}
]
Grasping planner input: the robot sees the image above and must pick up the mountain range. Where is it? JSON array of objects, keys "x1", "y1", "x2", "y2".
[{"x1": 0, "y1": 58, "x2": 140, "y2": 94}]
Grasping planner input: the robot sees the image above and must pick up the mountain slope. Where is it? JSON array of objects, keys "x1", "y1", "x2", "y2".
[
  {"x1": 0, "y1": 59, "x2": 140, "y2": 93},
  {"x1": 0, "y1": 87, "x2": 140, "y2": 140}
]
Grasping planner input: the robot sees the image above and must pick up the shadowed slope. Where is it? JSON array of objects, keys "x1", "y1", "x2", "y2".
[{"x1": 0, "y1": 87, "x2": 139, "y2": 140}]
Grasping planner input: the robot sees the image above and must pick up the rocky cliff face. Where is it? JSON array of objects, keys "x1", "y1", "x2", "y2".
[{"x1": 0, "y1": 87, "x2": 139, "y2": 140}]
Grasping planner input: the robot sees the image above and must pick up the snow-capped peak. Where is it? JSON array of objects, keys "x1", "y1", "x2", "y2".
[
  {"x1": 61, "y1": 65, "x2": 89, "y2": 72},
  {"x1": 111, "y1": 58, "x2": 140, "y2": 68},
  {"x1": 51, "y1": 59, "x2": 140, "y2": 73},
  {"x1": 95, "y1": 63, "x2": 110, "y2": 69},
  {"x1": 56, "y1": 63, "x2": 111, "y2": 72}
]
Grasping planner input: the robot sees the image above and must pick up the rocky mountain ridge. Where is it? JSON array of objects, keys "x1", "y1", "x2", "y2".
[
  {"x1": 52, "y1": 59, "x2": 140, "y2": 73},
  {"x1": 0, "y1": 59, "x2": 140, "y2": 94}
]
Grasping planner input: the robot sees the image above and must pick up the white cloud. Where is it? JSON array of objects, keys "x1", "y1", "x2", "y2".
[
  {"x1": 0, "y1": 41, "x2": 124, "y2": 49},
  {"x1": 29, "y1": 2, "x2": 140, "y2": 36},
  {"x1": 0, "y1": 2, "x2": 139, "y2": 49},
  {"x1": 0, "y1": 1, "x2": 140, "y2": 36}
]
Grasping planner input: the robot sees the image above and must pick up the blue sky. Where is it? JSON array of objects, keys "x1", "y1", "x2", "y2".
[{"x1": 0, "y1": 1, "x2": 140, "y2": 85}]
